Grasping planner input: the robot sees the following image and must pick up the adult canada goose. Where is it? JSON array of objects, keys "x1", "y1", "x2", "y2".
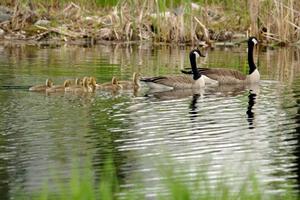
[
  {"x1": 96, "y1": 77, "x2": 123, "y2": 91},
  {"x1": 29, "y1": 79, "x2": 53, "y2": 91},
  {"x1": 140, "y1": 49, "x2": 205, "y2": 90},
  {"x1": 181, "y1": 37, "x2": 260, "y2": 84},
  {"x1": 119, "y1": 72, "x2": 141, "y2": 90}
]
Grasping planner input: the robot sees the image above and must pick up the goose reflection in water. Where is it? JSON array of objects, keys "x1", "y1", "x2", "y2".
[
  {"x1": 144, "y1": 88, "x2": 204, "y2": 101},
  {"x1": 247, "y1": 91, "x2": 257, "y2": 129},
  {"x1": 189, "y1": 93, "x2": 201, "y2": 122},
  {"x1": 144, "y1": 83, "x2": 260, "y2": 128},
  {"x1": 246, "y1": 84, "x2": 260, "y2": 129},
  {"x1": 189, "y1": 83, "x2": 260, "y2": 126}
]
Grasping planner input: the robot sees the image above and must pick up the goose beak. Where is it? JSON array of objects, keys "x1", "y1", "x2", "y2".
[{"x1": 196, "y1": 48, "x2": 206, "y2": 57}]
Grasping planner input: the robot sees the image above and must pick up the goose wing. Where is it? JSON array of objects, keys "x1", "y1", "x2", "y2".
[
  {"x1": 182, "y1": 68, "x2": 246, "y2": 83},
  {"x1": 140, "y1": 75, "x2": 194, "y2": 88},
  {"x1": 200, "y1": 68, "x2": 246, "y2": 80}
]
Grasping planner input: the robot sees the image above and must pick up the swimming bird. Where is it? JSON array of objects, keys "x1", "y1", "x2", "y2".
[
  {"x1": 65, "y1": 77, "x2": 90, "y2": 93},
  {"x1": 29, "y1": 79, "x2": 53, "y2": 91},
  {"x1": 96, "y1": 77, "x2": 123, "y2": 91},
  {"x1": 140, "y1": 49, "x2": 205, "y2": 90},
  {"x1": 75, "y1": 78, "x2": 83, "y2": 86},
  {"x1": 181, "y1": 37, "x2": 260, "y2": 85},
  {"x1": 46, "y1": 79, "x2": 72, "y2": 93},
  {"x1": 88, "y1": 77, "x2": 97, "y2": 92},
  {"x1": 118, "y1": 72, "x2": 141, "y2": 90}
]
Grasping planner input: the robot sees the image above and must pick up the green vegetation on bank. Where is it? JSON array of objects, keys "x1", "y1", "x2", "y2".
[{"x1": 0, "y1": 1, "x2": 299, "y2": 45}]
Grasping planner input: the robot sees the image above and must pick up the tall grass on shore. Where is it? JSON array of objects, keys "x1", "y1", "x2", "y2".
[
  {"x1": 18, "y1": 157, "x2": 298, "y2": 200},
  {"x1": 259, "y1": 0, "x2": 300, "y2": 45},
  {"x1": 1, "y1": 0, "x2": 300, "y2": 44}
]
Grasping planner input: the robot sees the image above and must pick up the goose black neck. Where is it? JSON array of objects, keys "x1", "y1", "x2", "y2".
[
  {"x1": 189, "y1": 53, "x2": 201, "y2": 80},
  {"x1": 248, "y1": 44, "x2": 256, "y2": 74}
]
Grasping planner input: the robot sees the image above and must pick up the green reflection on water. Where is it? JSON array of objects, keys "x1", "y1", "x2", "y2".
[{"x1": 0, "y1": 43, "x2": 300, "y2": 199}]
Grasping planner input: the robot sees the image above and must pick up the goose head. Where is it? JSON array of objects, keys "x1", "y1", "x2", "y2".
[
  {"x1": 75, "y1": 78, "x2": 83, "y2": 86},
  {"x1": 133, "y1": 72, "x2": 141, "y2": 86},
  {"x1": 82, "y1": 77, "x2": 89, "y2": 88},
  {"x1": 63, "y1": 79, "x2": 72, "y2": 87},
  {"x1": 89, "y1": 77, "x2": 97, "y2": 86},
  {"x1": 112, "y1": 77, "x2": 118, "y2": 85},
  {"x1": 88, "y1": 76, "x2": 97, "y2": 92},
  {"x1": 111, "y1": 77, "x2": 123, "y2": 89},
  {"x1": 190, "y1": 49, "x2": 205, "y2": 58},
  {"x1": 46, "y1": 79, "x2": 53, "y2": 87},
  {"x1": 248, "y1": 37, "x2": 259, "y2": 46}
]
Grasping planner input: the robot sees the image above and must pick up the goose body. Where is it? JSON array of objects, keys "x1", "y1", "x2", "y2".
[
  {"x1": 119, "y1": 72, "x2": 141, "y2": 90},
  {"x1": 181, "y1": 37, "x2": 260, "y2": 85},
  {"x1": 29, "y1": 79, "x2": 53, "y2": 91},
  {"x1": 46, "y1": 79, "x2": 72, "y2": 93},
  {"x1": 141, "y1": 75, "x2": 204, "y2": 90},
  {"x1": 140, "y1": 49, "x2": 205, "y2": 90}
]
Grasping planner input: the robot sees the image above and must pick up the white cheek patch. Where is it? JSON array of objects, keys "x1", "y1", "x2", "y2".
[
  {"x1": 193, "y1": 51, "x2": 200, "y2": 58},
  {"x1": 252, "y1": 38, "x2": 258, "y2": 45}
]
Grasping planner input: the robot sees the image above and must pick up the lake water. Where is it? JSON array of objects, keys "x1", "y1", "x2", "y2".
[{"x1": 0, "y1": 42, "x2": 300, "y2": 198}]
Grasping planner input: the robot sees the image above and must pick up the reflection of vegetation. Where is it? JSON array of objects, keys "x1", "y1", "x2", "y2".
[
  {"x1": 22, "y1": 157, "x2": 298, "y2": 200},
  {"x1": 285, "y1": 77, "x2": 300, "y2": 192},
  {"x1": 0, "y1": 91, "x2": 12, "y2": 200},
  {"x1": 1, "y1": 43, "x2": 300, "y2": 199},
  {"x1": 88, "y1": 95, "x2": 132, "y2": 185}
]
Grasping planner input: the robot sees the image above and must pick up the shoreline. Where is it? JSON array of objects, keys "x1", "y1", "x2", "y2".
[
  {"x1": 1, "y1": 1, "x2": 300, "y2": 47},
  {"x1": 0, "y1": 37, "x2": 248, "y2": 48}
]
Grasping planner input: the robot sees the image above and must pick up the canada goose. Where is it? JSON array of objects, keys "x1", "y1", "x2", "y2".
[
  {"x1": 46, "y1": 79, "x2": 72, "y2": 93},
  {"x1": 96, "y1": 77, "x2": 123, "y2": 91},
  {"x1": 118, "y1": 72, "x2": 141, "y2": 90},
  {"x1": 181, "y1": 37, "x2": 260, "y2": 84},
  {"x1": 140, "y1": 49, "x2": 205, "y2": 90},
  {"x1": 65, "y1": 77, "x2": 90, "y2": 93},
  {"x1": 29, "y1": 79, "x2": 53, "y2": 91}
]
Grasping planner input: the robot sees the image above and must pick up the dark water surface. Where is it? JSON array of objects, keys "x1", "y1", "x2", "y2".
[{"x1": 0, "y1": 42, "x2": 300, "y2": 198}]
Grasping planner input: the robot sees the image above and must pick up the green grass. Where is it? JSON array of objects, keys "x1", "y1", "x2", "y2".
[{"x1": 16, "y1": 157, "x2": 299, "y2": 200}]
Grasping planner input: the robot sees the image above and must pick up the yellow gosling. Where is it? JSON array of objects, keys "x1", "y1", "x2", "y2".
[
  {"x1": 46, "y1": 79, "x2": 72, "y2": 93},
  {"x1": 75, "y1": 78, "x2": 83, "y2": 86},
  {"x1": 65, "y1": 77, "x2": 89, "y2": 93},
  {"x1": 88, "y1": 77, "x2": 97, "y2": 92},
  {"x1": 96, "y1": 76, "x2": 122, "y2": 91},
  {"x1": 29, "y1": 79, "x2": 53, "y2": 92},
  {"x1": 119, "y1": 72, "x2": 141, "y2": 90}
]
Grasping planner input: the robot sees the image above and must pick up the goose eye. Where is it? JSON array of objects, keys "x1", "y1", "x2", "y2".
[{"x1": 252, "y1": 38, "x2": 258, "y2": 45}]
